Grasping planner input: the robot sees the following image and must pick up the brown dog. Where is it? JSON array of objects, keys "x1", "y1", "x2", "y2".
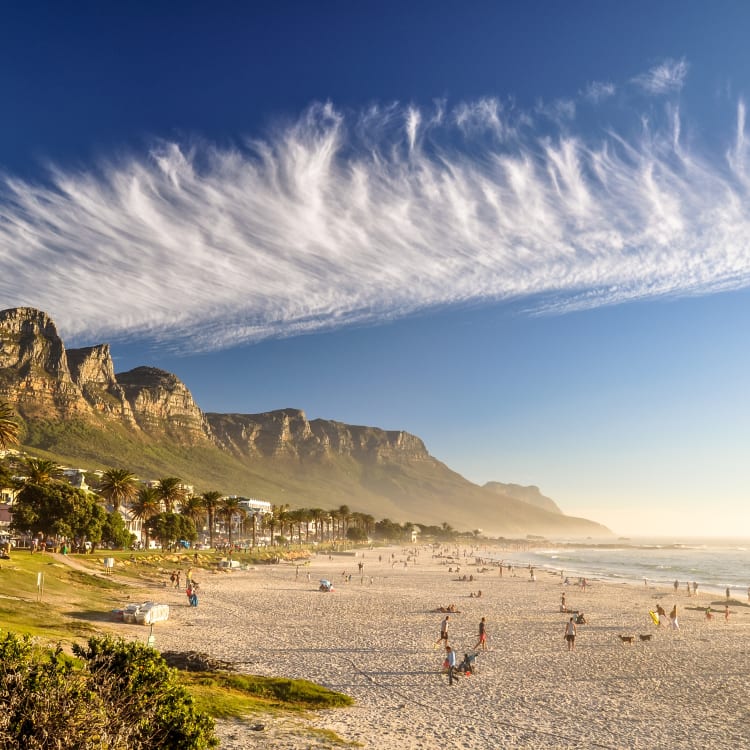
[{"x1": 618, "y1": 635, "x2": 635, "y2": 644}]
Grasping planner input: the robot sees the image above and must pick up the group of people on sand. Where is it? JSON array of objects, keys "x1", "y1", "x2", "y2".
[
  {"x1": 651, "y1": 603, "x2": 679, "y2": 629},
  {"x1": 168, "y1": 567, "x2": 199, "y2": 606},
  {"x1": 704, "y1": 604, "x2": 731, "y2": 621},
  {"x1": 435, "y1": 614, "x2": 488, "y2": 685}
]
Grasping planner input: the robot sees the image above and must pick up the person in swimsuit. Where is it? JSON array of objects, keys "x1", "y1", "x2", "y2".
[
  {"x1": 564, "y1": 617, "x2": 577, "y2": 650},
  {"x1": 474, "y1": 617, "x2": 487, "y2": 651}
]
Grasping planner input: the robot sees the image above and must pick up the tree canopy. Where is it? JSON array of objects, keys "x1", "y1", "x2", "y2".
[
  {"x1": 10, "y1": 481, "x2": 106, "y2": 544},
  {"x1": 146, "y1": 512, "x2": 196, "y2": 549}
]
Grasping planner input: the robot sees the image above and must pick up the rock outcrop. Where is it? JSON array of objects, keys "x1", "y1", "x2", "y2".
[
  {"x1": 208, "y1": 409, "x2": 430, "y2": 464},
  {"x1": 116, "y1": 366, "x2": 212, "y2": 444},
  {"x1": 67, "y1": 345, "x2": 136, "y2": 426},
  {"x1": 0, "y1": 307, "x2": 89, "y2": 419}
]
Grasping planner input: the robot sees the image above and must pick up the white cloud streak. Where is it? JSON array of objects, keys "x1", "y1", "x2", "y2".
[
  {"x1": 633, "y1": 58, "x2": 689, "y2": 94},
  {"x1": 1, "y1": 95, "x2": 749, "y2": 352},
  {"x1": 582, "y1": 81, "x2": 615, "y2": 102}
]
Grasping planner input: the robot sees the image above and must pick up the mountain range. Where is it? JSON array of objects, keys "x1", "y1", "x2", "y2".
[{"x1": 0, "y1": 306, "x2": 611, "y2": 538}]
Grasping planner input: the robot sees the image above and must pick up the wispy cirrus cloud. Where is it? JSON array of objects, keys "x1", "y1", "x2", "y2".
[
  {"x1": 582, "y1": 81, "x2": 615, "y2": 102},
  {"x1": 633, "y1": 58, "x2": 689, "y2": 94},
  {"x1": 1, "y1": 94, "x2": 749, "y2": 352}
]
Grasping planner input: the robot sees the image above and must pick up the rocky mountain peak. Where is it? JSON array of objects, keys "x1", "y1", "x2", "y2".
[
  {"x1": 0, "y1": 306, "x2": 87, "y2": 418},
  {"x1": 67, "y1": 344, "x2": 136, "y2": 426},
  {"x1": 115, "y1": 366, "x2": 212, "y2": 444}
]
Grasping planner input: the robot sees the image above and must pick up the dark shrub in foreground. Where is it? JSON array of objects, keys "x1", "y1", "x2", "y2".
[{"x1": 0, "y1": 632, "x2": 218, "y2": 749}]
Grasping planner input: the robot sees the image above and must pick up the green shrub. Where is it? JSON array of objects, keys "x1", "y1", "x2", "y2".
[{"x1": 0, "y1": 632, "x2": 218, "y2": 749}]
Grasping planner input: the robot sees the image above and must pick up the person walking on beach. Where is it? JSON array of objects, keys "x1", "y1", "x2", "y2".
[
  {"x1": 726, "y1": 586, "x2": 731, "y2": 600},
  {"x1": 474, "y1": 617, "x2": 488, "y2": 651},
  {"x1": 436, "y1": 615, "x2": 450, "y2": 647},
  {"x1": 669, "y1": 604, "x2": 679, "y2": 630},
  {"x1": 656, "y1": 603, "x2": 666, "y2": 626},
  {"x1": 445, "y1": 645, "x2": 458, "y2": 685},
  {"x1": 674, "y1": 579, "x2": 679, "y2": 594},
  {"x1": 564, "y1": 617, "x2": 577, "y2": 651}
]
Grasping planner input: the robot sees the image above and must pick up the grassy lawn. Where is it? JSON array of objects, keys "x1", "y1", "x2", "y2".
[{"x1": 0, "y1": 547, "x2": 354, "y2": 741}]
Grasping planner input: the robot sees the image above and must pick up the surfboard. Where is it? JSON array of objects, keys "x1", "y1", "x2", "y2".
[{"x1": 649, "y1": 610, "x2": 659, "y2": 626}]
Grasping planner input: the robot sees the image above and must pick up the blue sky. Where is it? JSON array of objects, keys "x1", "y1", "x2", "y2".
[{"x1": 2, "y1": 2, "x2": 750, "y2": 536}]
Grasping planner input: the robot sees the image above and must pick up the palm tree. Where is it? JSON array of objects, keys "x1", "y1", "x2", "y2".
[
  {"x1": 99, "y1": 468, "x2": 138, "y2": 511},
  {"x1": 131, "y1": 486, "x2": 160, "y2": 548},
  {"x1": 310, "y1": 508, "x2": 325, "y2": 542},
  {"x1": 278, "y1": 505, "x2": 292, "y2": 544},
  {"x1": 338, "y1": 505, "x2": 351, "y2": 540},
  {"x1": 23, "y1": 457, "x2": 62, "y2": 484},
  {"x1": 0, "y1": 400, "x2": 20, "y2": 450},
  {"x1": 201, "y1": 491, "x2": 222, "y2": 549},
  {"x1": 219, "y1": 496, "x2": 246, "y2": 548},
  {"x1": 154, "y1": 476, "x2": 185, "y2": 513},
  {"x1": 361, "y1": 513, "x2": 375, "y2": 539},
  {"x1": 268, "y1": 503, "x2": 289, "y2": 547},
  {"x1": 180, "y1": 494, "x2": 205, "y2": 533},
  {"x1": 287, "y1": 508, "x2": 308, "y2": 545},
  {"x1": 299, "y1": 507, "x2": 314, "y2": 543}
]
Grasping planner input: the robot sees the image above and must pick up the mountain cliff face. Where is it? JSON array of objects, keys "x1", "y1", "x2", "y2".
[
  {"x1": 0, "y1": 307, "x2": 89, "y2": 419},
  {"x1": 0, "y1": 306, "x2": 612, "y2": 538},
  {"x1": 67, "y1": 345, "x2": 136, "y2": 426},
  {"x1": 208, "y1": 409, "x2": 430, "y2": 463},
  {"x1": 116, "y1": 366, "x2": 212, "y2": 444},
  {"x1": 484, "y1": 482, "x2": 563, "y2": 514}
]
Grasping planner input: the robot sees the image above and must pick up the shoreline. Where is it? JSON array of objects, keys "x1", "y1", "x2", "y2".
[{"x1": 128, "y1": 544, "x2": 749, "y2": 749}]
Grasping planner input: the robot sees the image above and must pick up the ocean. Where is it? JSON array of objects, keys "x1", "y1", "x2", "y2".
[{"x1": 489, "y1": 538, "x2": 750, "y2": 596}]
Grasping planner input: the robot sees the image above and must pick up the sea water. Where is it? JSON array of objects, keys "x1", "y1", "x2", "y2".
[{"x1": 489, "y1": 538, "x2": 750, "y2": 596}]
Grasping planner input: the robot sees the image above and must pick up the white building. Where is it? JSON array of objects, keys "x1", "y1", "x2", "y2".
[{"x1": 236, "y1": 497, "x2": 272, "y2": 515}]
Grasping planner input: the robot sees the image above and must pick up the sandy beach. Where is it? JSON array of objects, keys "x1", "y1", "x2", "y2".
[{"x1": 128, "y1": 546, "x2": 750, "y2": 749}]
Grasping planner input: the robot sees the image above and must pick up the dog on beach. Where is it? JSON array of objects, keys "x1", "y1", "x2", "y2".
[
  {"x1": 639, "y1": 634, "x2": 653, "y2": 642},
  {"x1": 618, "y1": 635, "x2": 635, "y2": 644}
]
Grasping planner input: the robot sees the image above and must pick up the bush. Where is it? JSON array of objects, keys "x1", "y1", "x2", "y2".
[{"x1": 0, "y1": 632, "x2": 218, "y2": 749}]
